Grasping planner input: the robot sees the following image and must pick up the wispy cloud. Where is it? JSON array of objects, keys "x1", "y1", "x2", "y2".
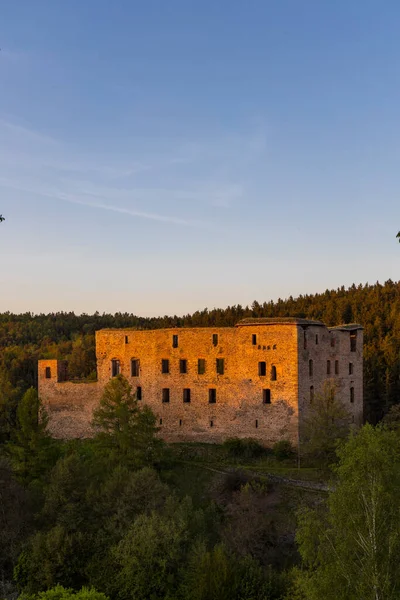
[
  {"x1": 0, "y1": 176, "x2": 206, "y2": 227},
  {"x1": 56, "y1": 196, "x2": 202, "y2": 226},
  {"x1": 0, "y1": 117, "x2": 267, "y2": 227}
]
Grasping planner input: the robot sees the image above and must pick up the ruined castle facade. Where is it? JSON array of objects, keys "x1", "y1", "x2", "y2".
[{"x1": 38, "y1": 318, "x2": 363, "y2": 446}]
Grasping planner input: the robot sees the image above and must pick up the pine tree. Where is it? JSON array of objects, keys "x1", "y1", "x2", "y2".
[
  {"x1": 7, "y1": 387, "x2": 56, "y2": 484},
  {"x1": 92, "y1": 375, "x2": 162, "y2": 469}
]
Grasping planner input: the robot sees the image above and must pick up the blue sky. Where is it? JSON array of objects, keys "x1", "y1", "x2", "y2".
[{"x1": 0, "y1": 1, "x2": 399, "y2": 316}]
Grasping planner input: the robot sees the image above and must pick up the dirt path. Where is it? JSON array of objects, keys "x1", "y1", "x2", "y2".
[{"x1": 183, "y1": 461, "x2": 331, "y2": 493}]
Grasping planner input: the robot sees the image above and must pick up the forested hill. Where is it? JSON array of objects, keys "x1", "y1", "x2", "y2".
[{"x1": 0, "y1": 279, "x2": 399, "y2": 422}]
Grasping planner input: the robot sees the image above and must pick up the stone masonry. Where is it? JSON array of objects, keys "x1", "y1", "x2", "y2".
[{"x1": 38, "y1": 318, "x2": 363, "y2": 447}]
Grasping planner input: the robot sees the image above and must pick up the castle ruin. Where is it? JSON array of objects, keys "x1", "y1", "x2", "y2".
[{"x1": 38, "y1": 318, "x2": 363, "y2": 447}]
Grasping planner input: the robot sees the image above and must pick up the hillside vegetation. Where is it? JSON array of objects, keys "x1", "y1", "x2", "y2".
[{"x1": 0, "y1": 280, "x2": 399, "y2": 423}]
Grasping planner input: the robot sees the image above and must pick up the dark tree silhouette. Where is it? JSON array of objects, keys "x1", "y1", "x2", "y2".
[{"x1": 0, "y1": 215, "x2": 4, "y2": 222}]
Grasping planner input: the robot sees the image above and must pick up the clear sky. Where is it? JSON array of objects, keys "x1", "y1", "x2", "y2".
[{"x1": 0, "y1": 1, "x2": 399, "y2": 316}]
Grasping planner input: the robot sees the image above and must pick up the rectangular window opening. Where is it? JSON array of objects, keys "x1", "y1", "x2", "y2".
[
  {"x1": 350, "y1": 331, "x2": 357, "y2": 352},
  {"x1": 210, "y1": 420, "x2": 214, "y2": 427},
  {"x1": 209, "y1": 389, "x2": 216, "y2": 404},
  {"x1": 45, "y1": 366, "x2": 51, "y2": 379},
  {"x1": 315, "y1": 334, "x2": 319, "y2": 345},
  {"x1": 327, "y1": 360, "x2": 331, "y2": 375},
  {"x1": 172, "y1": 334, "x2": 179, "y2": 348},
  {"x1": 136, "y1": 386, "x2": 142, "y2": 400},
  {"x1": 270, "y1": 365, "x2": 277, "y2": 381},
  {"x1": 350, "y1": 387, "x2": 355, "y2": 403},
  {"x1": 310, "y1": 386, "x2": 314, "y2": 403},
  {"x1": 159, "y1": 418, "x2": 163, "y2": 425},
  {"x1": 309, "y1": 359, "x2": 313, "y2": 377},
  {"x1": 161, "y1": 359, "x2": 170, "y2": 374},
  {"x1": 198, "y1": 358, "x2": 206, "y2": 375},
  {"x1": 212, "y1": 334, "x2": 218, "y2": 346},
  {"x1": 125, "y1": 335, "x2": 129, "y2": 344},
  {"x1": 349, "y1": 362, "x2": 354, "y2": 375},
  {"x1": 183, "y1": 388, "x2": 191, "y2": 403},
  {"x1": 131, "y1": 359, "x2": 140, "y2": 377},
  {"x1": 111, "y1": 359, "x2": 120, "y2": 377},
  {"x1": 216, "y1": 358, "x2": 225, "y2": 375},
  {"x1": 162, "y1": 388, "x2": 170, "y2": 403},
  {"x1": 252, "y1": 334, "x2": 257, "y2": 345},
  {"x1": 255, "y1": 419, "x2": 258, "y2": 428},
  {"x1": 262, "y1": 389, "x2": 271, "y2": 404},
  {"x1": 258, "y1": 361, "x2": 266, "y2": 376},
  {"x1": 335, "y1": 360, "x2": 339, "y2": 375},
  {"x1": 179, "y1": 419, "x2": 182, "y2": 426},
  {"x1": 180, "y1": 359, "x2": 188, "y2": 374}
]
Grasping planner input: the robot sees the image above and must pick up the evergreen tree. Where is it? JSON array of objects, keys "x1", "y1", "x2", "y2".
[
  {"x1": 92, "y1": 375, "x2": 162, "y2": 469},
  {"x1": 0, "y1": 369, "x2": 21, "y2": 445},
  {"x1": 7, "y1": 387, "x2": 57, "y2": 484}
]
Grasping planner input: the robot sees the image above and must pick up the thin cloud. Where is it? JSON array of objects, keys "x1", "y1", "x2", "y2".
[
  {"x1": 0, "y1": 176, "x2": 208, "y2": 228},
  {"x1": 0, "y1": 117, "x2": 265, "y2": 227},
  {"x1": 56, "y1": 195, "x2": 205, "y2": 227},
  {"x1": 0, "y1": 119, "x2": 59, "y2": 146}
]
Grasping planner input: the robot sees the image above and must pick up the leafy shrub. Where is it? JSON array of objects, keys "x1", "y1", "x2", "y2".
[
  {"x1": 21, "y1": 585, "x2": 109, "y2": 600},
  {"x1": 223, "y1": 438, "x2": 243, "y2": 458},
  {"x1": 272, "y1": 440, "x2": 294, "y2": 461},
  {"x1": 223, "y1": 438, "x2": 265, "y2": 460}
]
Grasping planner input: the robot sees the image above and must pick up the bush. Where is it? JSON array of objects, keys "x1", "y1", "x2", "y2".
[
  {"x1": 223, "y1": 438, "x2": 265, "y2": 460},
  {"x1": 223, "y1": 438, "x2": 243, "y2": 458},
  {"x1": 272, "y1": 440, "x2": 294, "y2": 461},
  {"x1": 21, "y1": 585, "x2": 109, "y2": 600}
]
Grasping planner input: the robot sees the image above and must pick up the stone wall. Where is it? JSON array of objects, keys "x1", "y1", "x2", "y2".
[
  {"x1": 297, "y1": 325, "x2": 364, "y2": 443},
  {"x1": 39, "y1": 360, "x2": 101, "y2": 438},
  {"x1": 38, "y1": 319, "x2": 363, "y2": 446}
]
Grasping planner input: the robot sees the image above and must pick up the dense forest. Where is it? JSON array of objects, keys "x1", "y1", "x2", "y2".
[
  {"x1": 0, "y1": 279, "x2": 399, "y2": 423},
  {"x1": 2, "y1": 367, "x2": 400, "y2": 600},
  {"x1": 1, "y1": 279, "x2": 400, "y2": 600}
]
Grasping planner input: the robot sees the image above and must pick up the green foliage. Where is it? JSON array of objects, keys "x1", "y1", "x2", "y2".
[
  {"x1": 7, "y1": 387, "x2": 58, "y2": 484},
  {"x1": 113, "y1": 496, "x2": 199, "y2": 600},
  {"x1": 65, "y1": 335, "x2": 96, "y2": 381},
  {"x1": 223, "y1": 437, "x2": 265, "y2": 460},
  {"x1": 0, "y1": 368, "x2": 20, "y2": 445},
  {"x1": 16, "y1": 450, "x2": 173, "y2": 596},
  {"x1": 21, "y1": 584, "x2": 108, "y2": 600},
  {"x1": 180, "y1": 542, "x2": 237, "y2": 600},
  {"x1": 300, "y1": 381, "x2": 350, "y2": 465},
  {"x1": 180, "y1": 543, "x2": 286, "y2": 600},
  {"x1": 92, "y1": 375, "x2": 163, "y2": 469},
  {"x1": 14, "y1": 526, "x2": 88, "y2": 594},
  {"x1": 0, "y1": 459, "x2": 32, "y2": 595},
  {"x1": 381, "y1": 403, "x2": 400, "y2": 430},
  {"x1": 272, "y1": 440, "x2": 294, "y2": 461},
  {"x1": 294, "y1": 424, "x2": 400, "y2": 599}
]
